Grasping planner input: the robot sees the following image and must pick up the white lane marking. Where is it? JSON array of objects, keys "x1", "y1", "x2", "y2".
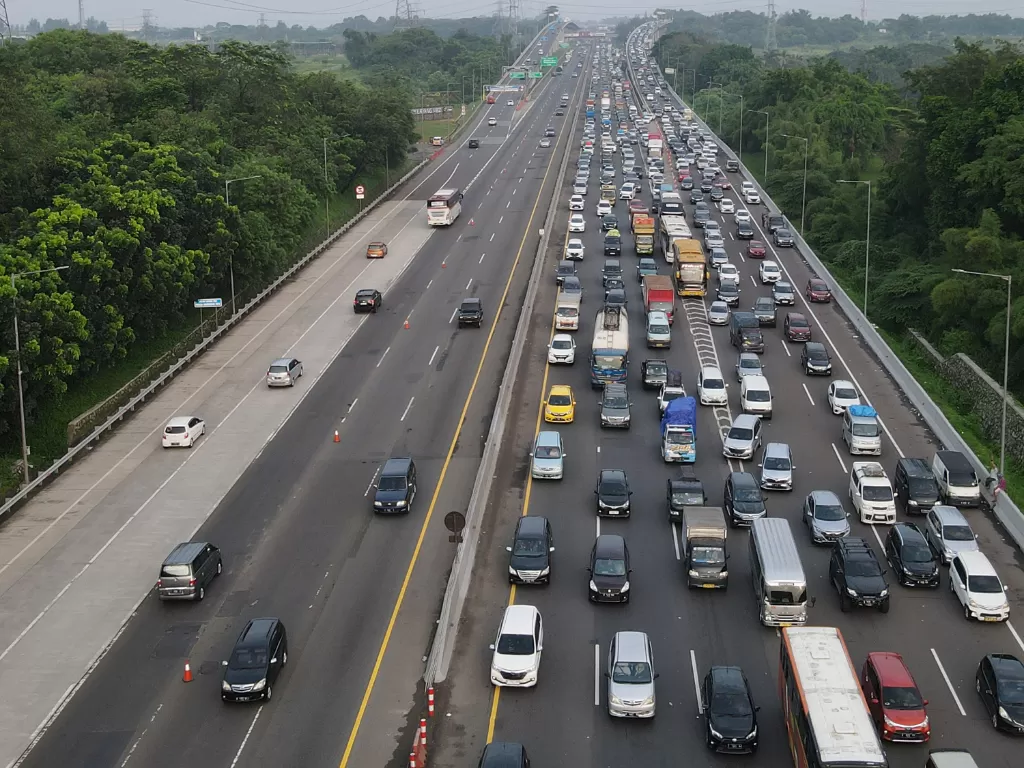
[
  {"x1": 449, "y1": 307, "x2": 458, "y2": 324},
  {"x1": 376, "y1": 346, "x2": 390, "y2": 368},
  {"x1": 499, "y1": 215, "x2": 504, "y2": 224},
  {"x1": 347, "y1": 399, "x2": 358, "y2": 414},
  {"x1": 737, "y1": 250, "x2": 745, "y2": 263},
  {"x1": 428, "y1": 346, "x2": 439, "y2": 367},
  {"x1": 595, "y1": 516, "x2": 600, "y2": 538},
  {"x1": 672, "y1": 522, "x2": 681, "y2": 561},
  {"x1": 364, "y1": 467, "x2": 381, "y2": 497},
  {"x1": 596, "y1": 445, "x2": 600, "y2": 453},
  {"x1": 869, "y1": 523, "x2": 886, "y2": 550},
  {"x1": 831, "y1": 443, "x2": 848, "y2": 473},
  {"x1": 426, "y1": 279, "x2": 433, "y2": 290},
  {"x1": 479, "y1": 253, "x2": 486, "y2": 264},
  {"x1": 802, "y1": 383, "x2": 815, "y2": 406},
  {"x1": 490, "y1": 232, "x2": 495, "y2": 242},
  {"x1": 749, "y1": 275, "x2": 757, "y2": 287},
  {"x1": 594, "y1": 643, "x2": 601, "y2": 706},
  {"x1": 466, "y1": 278, "x2": 474, "y2": 291},
  {"x1": 506, "y1": 200, "x2": 511, "y2": 208},
  {"x1": 689, "y1": 649, "x2": 703, "y2": 714},
  {"x1": 780, "y1": 338, "x2": 791, "y2": 357},
  {"x1": 400, "y1": 396, "x2": 415, "y2": 422},
  {"x1": 930, "y1": 648, "x2": 967, "y2": 716},
  {"x1": 119, "y1": 703, "x2": 163, "y2": 767},
  {"x1": 1008, "y1": 621, "x2": 1024, "y2": 654},
  {"x1": 229, "y1": 706, "x2": 263, "y2": 768},
  {"x1": 0, "y1": 204, "x2": 427, "y2": 580},
  {"x1": 456, "y1": 234, "x2": 463, "y2": 243},
  {"x1": 440, "y1": 162, "x2": 461, "y2": 189}
]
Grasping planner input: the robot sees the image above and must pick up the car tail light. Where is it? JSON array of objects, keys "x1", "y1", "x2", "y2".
[
  {"x1": 189, "y1": 578, "x2": 196, "y2": 586},
  {"x1": 156, "y1": 579, "x2": 162, "y2": 588},
  {"x1": 353, "y1": 300, "x2": 358, "y2": 305}
]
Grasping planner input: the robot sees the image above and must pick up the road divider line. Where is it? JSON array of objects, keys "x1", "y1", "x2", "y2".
[
  {"x1": 594, "y1": 644, "x2": 601, "y2": 706},
  {"x1": 347, "y1": 399, "x2": 358, "y2": 414},
  {"x1": 376, "y1": 346, "x2": 390, "y2": 368},
  {"x1": 831, "y1": 443, "x2": 848, "y2": 473},
  {"x1": 229, "y1": 706, "x2": 263, "y2": 768},
  {"x1": 363, "y1": 467, "x2": 381, "y2": 497},
  {"x1": 428, "y1": 346, "x2": 439, "y2": 367},
  {"x1": 449, "y1": 307, "x2": 458, "y2": 324},
  {"x1": 672, "y1": 522, "x2": 681, "y2": 561},
  {"x1": 930, "y1": 648, "x2": 966, "y2": 716},
  {"x1": 689, "y1": 649, "x2": 703, "y2": 714},
  {"x1": 780, "y1": 339, "x2": 791, "y2": 357},
  {"x1": 1007, "y1": 620, "x2": 1024, "y2": 654},
  {"x1": 466, "y1": 278, "x2": 474, "y2": 291},
  {"x1": 400, "y1": 397, "x2": 415, "y2": 422},
  {"x1": 802, "y1": 383, "x2": 815, "y2": 406}
]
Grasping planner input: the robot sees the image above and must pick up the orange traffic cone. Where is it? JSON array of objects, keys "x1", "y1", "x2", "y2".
[
  {"x1": 404, "y1": 319, "x2": 410, "y2": 329},
  {"x1": 469, "y1": 218, "x2": 475, "y2": 227},
  {"x1": 333, "y1": 430, "x2": 340, "y2": 443},
  {"x1": 183, "y1": 660, "x2": 193, "y2": 683}
]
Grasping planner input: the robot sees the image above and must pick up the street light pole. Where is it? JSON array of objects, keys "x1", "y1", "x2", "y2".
[
  {"x1": 781, "y1": 134, "x2": 809, "y2": 234},
  {"x1": 323, "y1": 137, "x2": 330, "y2": 239},
  {"x1": 10, "y1": 265, "x2": 70, "y2": 485},
  {"x1": 748, "y1": 110, "x2": 769, "y2": 180},
  {"x1": 224, "y1": 174, "x2": 262, "y2": 315},
  {"x1": 952, "y1": 268, "x2": 1013, "y2": 475},
  {"x1": 837, "y1": 179, "x2": 871, "y2": 318}
]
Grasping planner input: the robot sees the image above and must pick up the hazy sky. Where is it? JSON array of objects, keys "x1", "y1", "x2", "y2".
[{"x1": 11, "y1": 0, "x2": 1023, "y2": 30}]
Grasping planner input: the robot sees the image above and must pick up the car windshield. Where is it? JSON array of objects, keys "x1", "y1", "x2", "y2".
[
  {"x1": 852, "y1": 423, "x2": 879, "y2": 437},
  {"x1": 909, "y1": 479, "x2": 937, "y2": 496},
  {"x1": 512, "y1": 536, "x2": 546, "y2": 556},
  {"x1": 862, "y1": 485, "x2": 893, "y2": 502},
  {"x1": 269, "y1": 365, "x2": 288, "y2": 373},
  {"x1": 847, "y1": 559, "x2": 882, "y2": 578},
  {"x1": 728, "y1": 427, "x2": 753, "y2": 441},
  {"x1": 902, "y1": 544, "x2": 933, "y2": 563},
  {"x1": 835, "y1": 387, "x2": 858, "y2": 400},
  {"x1": 692, "y1": 546, "x2": 725, "y2": 566},
  {"x1": 663, "y1": 391, "x2": 683, "y2": 403},
  {"x1": 739, "y1": 359, "x2": 760, "y2": 372},
  {"x1": 612, "y1": 661, "x2": 652, "y2": 684},
  {"x1": 646, "y1": 363, "x2": 668, "y2": 375},
  {"x1": 734, "y1": 486, "x2": 761, "y2": 502},
  {"x1": 535, "y1": 445, "x2": 561, "y2": 459},
  {"x1": 378, "y1": 476, "x2": 407, "y2": 492},
  {"x1": 882, "y1": 686, "x2": 924, "y2": 710},
  {"x1": 604, "y1": 392, "x2": 628, "y2": 408},
  {"x1": 997, "y1": 677, "x2": 1024, "y2": 704},
  {"x1": 672, "y1": 491, "x2": 703, "y2": 505},
  {"x1": 230, "y1": 648, "x2": 268, "y2": 670},
  {"x1": 703, "y1": 378, "x2": 724, "y2": 390},
  {"x1": 968, "y1": 575, "x2": 1004, "y2": 593},
  {"x1": 764, "y1": 456, "x2": 790, "y2": 470},
  {"x1": 790, "y1": 318, "x2": 808, "y2": 328},
  {"x1": 813, "y1": 503, "x2": 844, "y2": 521},
  {"x1": 746, "y1": 390, "x2": 770, "y2": 402},
  {"x1": 552, "y1": 339, "x2": 573, "y2": 350},
  {"x1": 548, "y1": 394, "x2": 572, "y2": 406},
  {"x1": 496, "y1": 633, "x2": 535, "y2": 655},
  {"x1": 943, "y1": 524, "x2": 974, "y2": 541},
  {"x1": 712, "y1": 690, "x2": 752, "y2": 716},
  {"x1": 601, "y1": 479, "x2": 627, "y2": 495},
  {"x1": 593, "y1": 557, "x2": 626, "y2": 577}
]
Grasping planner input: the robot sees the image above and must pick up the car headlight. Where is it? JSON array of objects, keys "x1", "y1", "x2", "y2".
[
  {"x1": 589, "y1": 580, "x2": 598, "y2": 591},
  {"x1": 879, "y1": 588, "x2": 888, "y2": 597},
  {"x1": 510, "y1": 566, "x2": 518, "y2": 576},
  {"x1": 642, "y1": 695, "x2": 655, "y2": 705},
  {"x1": 395, "y1": 500, "x2": 407, "y2": 507},
  {"x1": 883, "y1": 715, "x2": 900, "y2": 729},
  {"x1": 908, "y1": 499, "x2": 918, "y2": 506},
  {"x1": 968, "y1": 599, "x2": 982, "y2": 610},
  {"x1": 373, "y1": 501, "x2": 383, "y2": 507},
  {"x1": 999, "y1": 706, "x2": 1009, "y2": 720},
  {"x1": 747, "y1": 726, "x2": 757, "y2": 739},
  {"x1": 609, "y1": 694, "x2": 624, "y2": 705},
  {"x1": 688, "y1": 569, "x2": 700, "y2": 578},
  {"x1": 846, "y1": 587, "x2": 858, "y2": 597},
  {"x1": 620, "y1": 581, "x2": 629, "y2": 592},
  {"x1": 539, "y1": 567, "x2": 550, "y2": 576},
  {"x1": 709, "y1": 725, "x2": 723, "y2": 739},
  {"x1": 252, "y1": 678, "x2": 266, "y2": 691},
  {"x1": 222, "y1": 681, "x2": 232, "y2": 692}
]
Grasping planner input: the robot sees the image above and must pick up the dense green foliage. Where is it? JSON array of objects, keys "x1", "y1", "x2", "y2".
[
  {"x1": 656, "y1": 35, "x2": 1024, "y2": 393},
  {"x1": 0, "y1": 30, "x2": 415, "y2": 449}
]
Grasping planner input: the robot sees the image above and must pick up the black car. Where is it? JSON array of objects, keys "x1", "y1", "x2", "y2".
[
  {"x1": 667, "y1": 467, "x2": 707, "y2": 522},
  {"x1": 894, "y1": 457, "x2": 940, "y2": 513},
  {"x1": 752, "y1": 297, "x2": 777, "y2": 327},
  {"x1": 457, "y1": 298, "x2": 483, "y2": 327},
  {"x1": 829, "y1": 537, "x2": 890, "y2": 612},
  {"x1": 700, "y1": 180, "x2": 714, "y2": 194},
  {"x1": 506, "y1": 516, "x2": 554, "y2": 585},
  {"x1": 602, "y1": 259, "x2": 623, "y2": 286},
  {"x1": 555, "y1": 109, "x2": 564, "y2": 116},
  {"x1": 604, "y1": 276, "x2": 625, "y2": 297},
  {"x1": 702, "y1": 666, "x2": 759, "y2": 753},
  {"x1": 717, "y1": 281, "x2": 740, "y2": 307},
  {"x1": 736, "y1": 221, "x2": 755, "y2": 240},
  {"x1": 604, "y1": 287, "x2": 627, "y2": 309},
  {"x1": 680, "y1": 176, "x2": 694, "y2": 190},
  {"x1": 221, "y1": 617, "x2": 288, "y2": 702},
  {"x1": 689, "y1": 189, "x2": 705, "y2": 204},
  {"x1": 723, "y1": 471, "x2": 767, "y2": 527},
  {"x1": 587, "y1": 534, "x2": 631, "y2": 603},
  {"x1": 641, "y1": 359, "x2": 669, "y2": 389},
  {"x1": 774, "y1": 228, "x2": 795, "y2": 247},
  {"x1": 801, "y1": 341, "x2": 833, "y2": 376},
  {"x1": 353, "y1": 288, "x2": 382, "y2": 313},
  {"x1": 595, "y1": 469, "x2": 632, "y2": 517},
  {"x1": 468, "y1": 138, "x2": 480, "y2": 148},
  {"x1": 604, "y1": 235, "x2": 622, "y2": 256},
  {"x1": 601, "y1": 214, "x2": 619, "y2": 232},
  {"x1": 976, "y1": 653, "x2": 1024, "y2": 733},
  {"x1": 884, "y1": 523, "x2": 940, "y2": 588}
]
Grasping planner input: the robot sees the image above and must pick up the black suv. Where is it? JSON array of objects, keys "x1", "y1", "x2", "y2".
[
  {"x1": 641, "y1": 359, "x2": 669, "y2": 389},
  {"x1": 724, "y1": 471, "x2": 767, "y2": 527},
  {"x1": 702, "y1": 666, "x2": 759, "y2": 753},
  {"x1": 893, "y1": 457, "x2": 940, "y2": 514},
  {"x1": 667, "y1": 466, "x2": 707, "y2": 522},
  {"x1": 595, "y1": 469, "x2": 632, "y2": 517},
  {"x1": 774, "y1": 228, "x2": 795, "y2": 247},
  {"x1": 801, "y1": 341, "x2": 832, "y2": 376},
  {"x1": 353, "y1": 288, "x2": 382, "y2": 313},
  {"x1": 884, "y1": 523, "x2": 940, "y2": 588},
  {"x1": 222, "y1": 617, "x2": 288, "y2": 702},
  {"x1": 468, "y1": 138, "x2": 481, "y2": 148},
  {"x1": 752, "y1": 297, "x2": 777, "y2": 327},
  {"x1": 587, "y1": 533, "x2": 631, "y2": 603},
  {"x1": 736, "y1": 221, "x2": 755, "y2": 240},
  {"x1": 603, "y1": 233, "x2": 622, "y2": 257},
  {"x1": 507, "y1": 516, "x2": 554, "y2": 585},
  {"x1": 457, "y1": 298, "x2": 484, "y2": 327},
  {"x1": 829, "y1": 537, "x2": 890, "y2": 612}
]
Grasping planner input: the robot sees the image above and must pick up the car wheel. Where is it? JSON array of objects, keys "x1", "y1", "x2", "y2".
[
  {"x1": 879, "y1": 598, "x2": 890, "y2": 614},
  {"x1": 188, "y1": 437, "x2": 195, "y2": 448},
  {"x1": 839, "y1": 592, "x2": 850, "y2": 613},
  {"x1": 264, "y1": 685, "x2": 272, "y2": 701},
  {"x1": 975, "y1": 677, "x2": 981, "y2": 694},
  {"x1": 216, "y1": 560, "x2": 223, "y2": 575},
  {"x1": 196, "y1": 585, "x2": 205, "y2": 601},
  {"x1": 282, "y1": 650, "x2": 288, "y2": 666},
  {"x1": 964, "y1": 604, "x2": 972, "y2": 621}
]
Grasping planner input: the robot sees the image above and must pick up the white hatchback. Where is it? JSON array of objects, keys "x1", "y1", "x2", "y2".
[
  {"x1": 565, "y1": 238, "x2": 585, "y2": 260},
  {"x1": 596, "y1": 200, "x2": 613, "y2": 217},
  {"x1": 569, "y1": 195, "x2": 585, "y2": 211},
  {"x1": 827, "y1": 380, "x2": 861, "y2": 415},
  {"x1": 718, "y1": 263, "x2": 740, "y2": 285},
  {"x1": 949, "y1": 550, "x2": 1010, "y2": 622},
  {"x1": 162, "y1": 416, "x2": 206, "y2": 448},
  {"x1": 759, "y1": 260, "x2": 781, "y2": 284},
  {"x1": 734, "y1": 208, "x2": 752, "y2": 224},
  {"x1": 744, "y1": 188, "x2": 761, "y2": 204},
  {"x1": 697, "y1": 365, "x2": 728, "y2": 406},
  {"x1": 718, "y1": 198, "x2": 735, "y2": 214},
  {"x1": 569, "y1": 214, "x2": 586, "y2": 232},
  {"x1": 548, "y1": 334, "x2": 576, "y2": 365}
]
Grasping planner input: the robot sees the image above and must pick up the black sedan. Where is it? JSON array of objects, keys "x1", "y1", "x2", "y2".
[
  {"x1": 353, "y1": 288, "x2": 382, "y2": 313},
  {"x1": 976, "y1": 653, "x2": 1024, "y2": 733},
  {"x1": 884, "y1": 523, "x2": 940, "y2": 588},
  {"x1": 774, "y1": 228, "x2": 795, "y2": 247},
  {"x1": 702, "y1": 666, "x2": 759, "y2": 753},
  {"x1": 587, "y1": 534, "x2": 630, "y2": 603}
]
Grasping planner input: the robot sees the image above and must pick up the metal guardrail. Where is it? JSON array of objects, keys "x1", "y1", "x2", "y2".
[
  {"x1": 0, "y1": 157, "x2": 430, "y2": 526},
  {"x1": 645, "y1": 35, "x2": 1024, "y2": 552}
]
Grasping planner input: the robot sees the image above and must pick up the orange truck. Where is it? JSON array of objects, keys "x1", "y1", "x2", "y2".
[{"x1": 631, "y1": 215, "x2": 656, "y2": 255}]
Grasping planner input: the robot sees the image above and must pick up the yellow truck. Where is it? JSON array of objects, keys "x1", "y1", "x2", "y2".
[
  {"x1": 671, "y1": 238, "x2": 708, "y2": 297},
  {"x1": 632, "y1": 215, "x2": 655, "y2": 255}
]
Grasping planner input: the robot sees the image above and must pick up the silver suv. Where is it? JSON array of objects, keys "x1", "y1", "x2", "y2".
[
  {"x1": 266, "y1": 357, "x2": 303, "y2": 387},
  {"x1": 722, "y1": 414, "x2": 762, "y2": 460},
  {"x1": 758, "y1": 442, "x2": 794, "y2": 491},
  {"x1": 607, "y1": 630, "x2": 657, "y2": 718},
  {"x1": 803, "y1": 490, "x2": 851, "y2": 544}
]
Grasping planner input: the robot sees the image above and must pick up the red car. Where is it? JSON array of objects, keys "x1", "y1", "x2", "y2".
[
  {"x1": 627, "y1": 199, "x2": 648, "y2": 216},
  {"x1": 807, "y1": 278, "x2": 832, "y2": 302},
  {"x1": 715, "y1": 178, "x2": 732, "y2": 190},
  {"x1": 746, "y1": 240, "x2": 766, "y2": 259},
  {"x1": 861, "y1": 652, "x2": 930, "y2": 743},
  {"x1": 784, "y1": 312, "x2": 812, "y2": 341}
]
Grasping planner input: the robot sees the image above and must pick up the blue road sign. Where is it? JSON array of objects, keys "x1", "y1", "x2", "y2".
[
  {"x1": 540, "y1": 36, "x2": 547, "y2": 41},
  {"x1": 194, "y1": 298, "x2": 223, "y2": 308}
]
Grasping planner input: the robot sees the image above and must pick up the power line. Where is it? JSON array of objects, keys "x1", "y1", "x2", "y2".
[
  {"x1": 142, "y1": 8, "x2": 154, "y2": 41},
  {"x1": 764, "y1": 0, "x2": 778, "y2": 52}
]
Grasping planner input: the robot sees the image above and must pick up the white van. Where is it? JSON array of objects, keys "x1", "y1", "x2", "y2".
[{"x1": 740, "y1": 375, "x2": 773, "y2": 420}]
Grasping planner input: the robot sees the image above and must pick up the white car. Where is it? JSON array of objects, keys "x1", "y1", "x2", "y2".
[
  {"x1": 718, "y1": 198, "x2": 735, "y2": 214},
  {"x1": 759, "y1": 260, "x2": 782, "y2": 284},
  {"x1": 697, "y1": 365, "x2": 728, "y2": 406},
  {"x1": 744, "y1": 188, "x2": 761, "y2": 205},
  {"x1": 539, "y1": 138, "x2": 551, "y2": 148},
  {"x1": 734, "y1": 208, "x2": 752, "y2": 224},
  {"x1": 507, "y1": 100, "x2": 515, "y2": 106},
  {"x1": 162, "y1": 415, "x2": 206, "y2": 448},
  {"x1": 569, "y1": 195, "x2": 585, "y2": 211},
  {"x1": 490, "y1": 605, "x2": 543, "y2": 687},
  {"x1": 596, "y1": 200, "x2": 613, "y2": 217},
  {"x1": 548, "y1": 334, "x2": 577, "y2": 365},
  {"x1": 568, "y1": 213, "x2": 586, "y2": 232},
  {"x1": 707, "y1": 300, "x2": 730, "y2": 325},
  {"x1": 717, "y1": 263, "x2": 740, "y2": 285},
  {"x1": 740, "y1": 181, "x2": 755, "y2": 195},
  {"x1": 565, "y1": 238, "x2": 585, "y2": 260},
  {"x1": 675, "y1": 158, "x2": 690, "y2": 170},
  {"x1": 488, "y1": 117, "x2": 498, "y2": 126},
  {"x1": 619, "y1": 183, "x2": 636, "y2": 200},
  {"x1": 949, "y1": 551, "x2": 1010, "y2": 622},
  {"x1": 827, "y1": 380, "x2": 862, "y2": 415},
  {"x1": 573, "y1": 181, "x2": 588, "y2": 195}
]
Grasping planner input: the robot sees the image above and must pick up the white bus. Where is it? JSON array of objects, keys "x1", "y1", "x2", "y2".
[
  {"x1": 427, "y1": 188, "x2": 463, "y2": 226},
  {"x1": 779, "y1": 626, "x2": 887, "y2": 768}
]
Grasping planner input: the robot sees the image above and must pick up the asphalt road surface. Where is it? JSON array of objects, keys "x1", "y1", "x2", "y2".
[
  {"x1": 13, "y1": 43, "x2": 587, "y2": 768},
  {"x1": 432, "y1": 32, "x2": 1024, "y2": 768}
]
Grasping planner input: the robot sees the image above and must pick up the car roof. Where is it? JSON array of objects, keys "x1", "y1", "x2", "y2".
[
  {"x1": 535, "y1": 430, "x2": 561, "y2": 447},
  {"x1": 710, "y1": 665, "x2": 747, "y2": 690},
  {"x1": 164, "y1": 541, "x2": 211, "y2": 565},
  {"x1": 729, "y1": 471, "x2": 758, "y2": 488},
  {"x1": 743, "y1": 375, "x2": 770, "y2": 389},
  {"x1": 988, "y1": 653, "x2": 1024, "y2": 679},
  {"x1": 787, "y1": 312, "x2": 808, "y2": 322},
  {"x1": 368, "y1": 241, "x2": 386, "y2": 247},
  {"x1": 893, "y1": 522, "x2": 928, "y2": 545},
  {"x1": 754, "y1": 297, "x2": 774, "y2": 306},
  {"x1": 955, "y1": 549, "x2": 997, "y2": 575},
  {"x1": 648, "y1": 310, "x2": 669, "y2": 320},
  {"x1": 806, "y1": 341, "x2": 827, "y2": 352},
  {"x1": 762, "y1": 260, "x2": 778, "y2": 267},
  {"x1": 613, "y1": 630, "x2": 649, "y2": 661},
  {"x1": 932, "y1": 504, "x2": 970, "y2": 526},
  {"x1": 166, "y1": 416, "x2": 194, "y2": 427},
  {"x1": 381, "y1": 457, "x2": 413, "y2": 475},
  {"x1": 549, "y1": 384, "x2": 572, "y2": 395},
  {"x1": 809, "y1": 489, "x2": 842, "y2": 505},
  {"x1": 898, "y1": 457, "x2": 932, "y2": 476},
  {"x1": 239, "y1": 617, "x2": 279, "y2": 646},
  {"x1": 270, "y1": 357, "x2": 296, "y2": 366},
  {"x1": 461, "y1": 297, "x2": 482, "y2": 306},
  {"x1": 516, "y1": 516, "x2": 549, "y2": 537},
  {"x1": 738, "y1": 352, "x2": 760, "y2": 362},
  {"x1": 500, "y1": 604, "x2": 538, "y2": 633},
  {"x1": 594, "y1": 533, "x2": 626, "y2": 558},
  {"x1": 764, "y1": 441, "x2": 791, "y2": 457},
  {"x1": 867, "y1": 652, "x2": 916, "y2": 687},
  {"x1": 700, "y1": 365, "x2": 723, "y2": 377},
  {"x1": 356, "y1": 287, "x2": 378, "y2": 295},
  {"x1": 732, "y1": 414, "x2": 760, "y2": 429},
  {"x1": 600, "y1": 468, "x2": 627, "y2": 482}
]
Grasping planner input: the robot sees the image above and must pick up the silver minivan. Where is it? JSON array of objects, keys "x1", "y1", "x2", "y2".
[
  {"x1": 531, "y1": 431, "x2": 565, "y2": 480},
  {"x1": 758, "y1": 442, "x2": 794, "y2": 491},
  {"x1": 924, "y1": 505, "x2": 979, "y2": 564},
  {"x1": 646, "y1": 310, "x2": 672, "y2": 348},
  {"x1": 607, "y1": 630, "x2": 657, "y2": 718}
]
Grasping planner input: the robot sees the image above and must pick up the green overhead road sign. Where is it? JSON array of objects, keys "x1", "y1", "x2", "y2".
[
  {"x1": 559, "y1": 42, "x2": 569, "y2": 49},
  {"x1": 529, "y1": 71, "x2": 543, "y2": 78},
  {"x1": 510, "y1": 71, "x2": 526, "y2": 79},
  {"x1": 541, "y1": 57, "x2": 558, "y2": 67}
]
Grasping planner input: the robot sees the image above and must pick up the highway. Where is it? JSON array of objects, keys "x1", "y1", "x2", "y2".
[
  {"x1": 12, "y1": 38, "x2": 587, "y2": 768},
  {"x1": 433, "y1": 28, "x2": 1024, "y2": 768}
]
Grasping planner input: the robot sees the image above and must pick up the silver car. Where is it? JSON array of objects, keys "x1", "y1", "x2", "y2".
[
  {"x1": 530, "y1": 431, "x2": 565, "y2": 480},
  {"x1": 266, "y1": 357, "x2": 303, "y2": 387},
  {"x1": 924, "y1": 505, "x2": 979, "y2": 564},
  {"x1": 803, "y1": 490, "x2": 850, "y2": 544},
  {"x1": 722, "y1": 414, "x2": 762, "y2": 460},
  {"x1": 607, "y1": 631, "x2": 656, "y2": 718},
  {"x1": 735, "y1": 352, "x2": 764, "y2": 381},
  {"x1": 758, "y1": 442, "x2": 794, "y2": 491},
  {"x1": 708, "y1": 301, "x2": 730, "y2": 326}
]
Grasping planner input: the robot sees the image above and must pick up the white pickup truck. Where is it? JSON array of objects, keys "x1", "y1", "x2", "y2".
[{"x1": 848, "y1": 462, "x2": 897, "y2": 524}]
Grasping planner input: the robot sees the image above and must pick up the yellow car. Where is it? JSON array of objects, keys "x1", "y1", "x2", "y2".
[{"x1": 544, "y1": 384, "x2": 576, "y2": 423}]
